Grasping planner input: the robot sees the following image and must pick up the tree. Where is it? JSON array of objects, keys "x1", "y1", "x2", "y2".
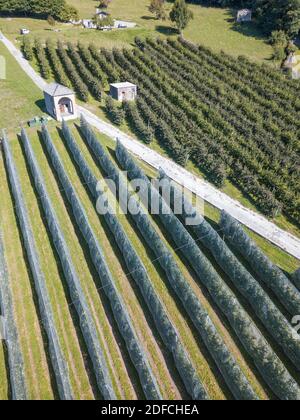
[
  {"x1": 170, "y1": 0, "x2": 193, "y2": 34},
  {"x1": 47, "y1": 15, "x2": 56, "y2": 26},
  {"x1": 149, "y1": 0, "x2": 167, "y2": 20}
]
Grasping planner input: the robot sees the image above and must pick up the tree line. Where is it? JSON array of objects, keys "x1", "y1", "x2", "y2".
[{"x1": 0, "y1": 0, "x2": 78, "y2": 21}]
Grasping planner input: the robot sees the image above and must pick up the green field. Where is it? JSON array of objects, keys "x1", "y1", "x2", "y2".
[{"x1": 0, "y1": 1, "x2": 273, "y2": 62}]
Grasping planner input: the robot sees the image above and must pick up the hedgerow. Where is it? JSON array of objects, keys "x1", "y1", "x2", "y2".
[
  {"x1": 67, "y1": 43, "x2": 102, "y2": 101},
  {"x1": 22, "y1": 36, "x2": 33, "y2": 61},
  {"x1": 56, "y1": 41, "x2": 89, "y2": 102},
  {"x1": 77, "y1": 42, "x2": 108, "y2": 87},
  {"x1": 158, "y1": 169, "x2": 300, "y2": 372},
  {"x1": 2, "y1": 133, "x2": 73, "y2": 400},
  {"x1": 220, "y1": 211, "x2": 300, "y2": 317},
  {"x1": 45, "y1": 39, "x2": 71, "y2": 88},
  {"x1": 61, "y1": 120, "x2": 207, "y2": 400},
  {"x1": 41, "y1": 125, "x2": 162, "y2": 401},
  {"x1": 79, "y1": 115, "x2": 259, "y2": 401},
  {"x1": 20, "y1": 128, "x2": 116, "y2": 400},
  {"x1": 123, "y1": 101, "x2": 154, "y2": 144},
  {"x1": 34, "y1": 38, "x2": 51, "y2": 79},
  {"x1": 115, "y1": 139, "x2": 300, "y2": 400}
]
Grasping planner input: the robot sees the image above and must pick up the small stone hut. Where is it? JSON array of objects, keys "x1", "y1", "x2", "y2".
[
  {"x1": 237, "y1": 9, "x2": 252, "y2": 23},
  {"x1": 110, "y1": 82, "x2": 137, "y2": 102},
  {"x1": 43, "y1": 83, "x2": 77, "y2": 122}
]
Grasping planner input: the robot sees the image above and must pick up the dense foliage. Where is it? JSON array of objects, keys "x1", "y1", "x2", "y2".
[{"x1": 0, "y1": 0, "x2": 78, "y2": 21}]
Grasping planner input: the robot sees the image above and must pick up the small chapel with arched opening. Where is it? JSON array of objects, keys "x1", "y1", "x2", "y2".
[{"x1": 43, "y1": 83, "x2": 78, "y2": 122}]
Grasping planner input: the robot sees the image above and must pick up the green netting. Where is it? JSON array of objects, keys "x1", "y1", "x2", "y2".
[
  {"x1": 220, "y1": 211, "x2": 300, "y2": 317},
  {"x1": 80, "y1": 115, "x2": 259, "y2": 401},
  {"x1": 115, "y1": 139, "x2": 300, "y2": 401},
  {"x1": 20, "y1": 128, "x2": 116, "y2": 400},
  {"x1": 62, "y1": 120, "x2": 208, "y2": 400},
  {"x1": 2, "y1": 132, "x2": 73, "y2": 400},
  {"x1": 42, "y1": 125, "x2": 162, "y2": 401},
  {"x1": 158, "y1": 170, "x2": 300, "y2": 375}
]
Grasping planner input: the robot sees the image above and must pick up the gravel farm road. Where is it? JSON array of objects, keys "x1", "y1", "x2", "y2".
[{"x1": 1, "y1": 32, "x2": 300, "y2": 260}]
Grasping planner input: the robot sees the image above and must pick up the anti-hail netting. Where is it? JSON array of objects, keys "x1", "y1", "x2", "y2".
[
  {"x1": 20, "y1": 128, "x2": 116, "y2": 400},
  {"x1": 2, "y1": 133, "x2": 73, "y2": 400},
  {"x1": 220, "y1": 211, "x2": 300, "y2": 317},
  {"x1": 42, "y1": 124, "x2": 162, "y2": 401},
  {"x1": 158, "y1": 170, "x2": 300, "y2": 381},
  {"x1": 115, "y1": 139, "x2": 300, "y2": 401},
  {"x1": 62, "y1": 120, "x2": 207, "y2": 400}
]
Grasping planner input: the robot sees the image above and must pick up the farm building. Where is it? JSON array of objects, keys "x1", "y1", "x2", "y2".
[
  {"x1": 237, "y1": 9, "x2": 252, "y2": 23},
  {"x1": 43, "y1": 83, "x2": 78, "y2": 122},
  {"x1": 110, "y1": 82, "x2": 137, "y2": 102}
]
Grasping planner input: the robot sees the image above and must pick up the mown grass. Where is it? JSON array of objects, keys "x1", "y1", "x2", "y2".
[
  {"x1": 0, "y1": 43, "x2": 43, "y2": 131},
  {"x1": 0, "y1": 1, "x2": 272, "y2": 62}
]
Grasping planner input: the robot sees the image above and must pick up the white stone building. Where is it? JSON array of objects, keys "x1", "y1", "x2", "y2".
[
  {"x1": 110, "y1": 82, "x2": 137, "y2": 102},
  {"x1": 43, "y1": 83, "x2": 78, "y2": 122}
]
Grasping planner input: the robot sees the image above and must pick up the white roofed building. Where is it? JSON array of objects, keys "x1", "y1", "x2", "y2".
[
  {"x1": 110, "y1": 82, "x2": 137, "y2": 102},
  {"x1": 43, "y1": 83, "x2": 78, "y2": 122}
]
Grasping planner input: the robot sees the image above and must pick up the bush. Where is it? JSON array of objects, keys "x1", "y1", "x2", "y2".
[
  {"x1": 115, "y1": 139, "x2": 300, "y2": 400},
  {"x1": 20, "y1": 127, "x2": 116, "y2": 400},
  {"x1": 2, "y1": 131, "x2": 73, "y2": 400},
  {"x1": 220, "y1": 211, "x2": 300, "y2": 317},
  {"x1": 34, "y1": 38, "x2": 51, "y2": 79}
]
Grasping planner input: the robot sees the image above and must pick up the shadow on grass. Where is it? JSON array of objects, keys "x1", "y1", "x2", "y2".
[{"x1": 155, "y1": 25, "x2": 178, "y2": 36}]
